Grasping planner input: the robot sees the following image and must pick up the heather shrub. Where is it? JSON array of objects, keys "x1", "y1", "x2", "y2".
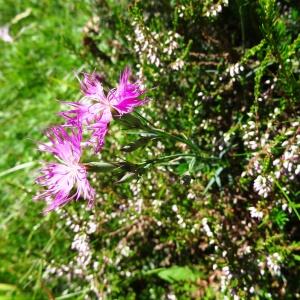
[{"x1": 1, "y1": 0, "x2": 300, "y2": 299}]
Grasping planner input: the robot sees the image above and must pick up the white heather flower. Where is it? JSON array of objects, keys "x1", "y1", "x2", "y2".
[
  {"x1": 222, "y1": 266, "x2": 230, "y2": 275},
  {"x1": 120, "y1": 245, "x2": 130, "y2": 257},
  {"x1": 248, "y1": 121, "x2": 255, "y2": 129},
  {"x1": 187, "y1": 192, "x2": 195, "y2": 199},
  {"x1": 266, "y1": 253, "x2": 282, "y2": 276},
  {"x1": 253, "y1": 160, "x2": 262, "y2": 174},
  {"x1": 71, "y1": 232, "x2": 92, "y2": 270},
  {"x1": 87, "y1": 220, "x2": 97, "y2": 234},
  {"x1": 170, "y1": 58, "x2": 184, "y2": 70},
  {"x1": 167, "y1": 293, "x2": 177, "y2": 300},
  {"x1": 152, "y1": 199, "x2": 162, "y2": 209},
  {"x1": 253, "y1": 175, "x2": 273, "y2": 197},
  {"x1": 275, "y1": 170, "x2": 281, "y2": 178},
  {"x1": 220, "y1": 265, "x2": 232, "y2": 292},
  {"x1": 93, "y1": 261, "x2": 99, "y2": 270},
  {"x1": 0, "y1": 25, "x2": 13, "y2": 43},
  {"x1": 228, "y1": 63, "x2": 244, "y2": 78},
  {"x1": 229, "y1": 65, "x2": 235, "y2": 77},
  {"x1": 72, "y1": 233, "x2": 89, "y2": 252},
  {"x1": 248, "y1": 206, "x2": 264, "y2": 220},
  {"x1": 202, "y1": 218, "x2": 213, "y2": 237},
  {"x1": 172, "y1": 204, "x2": 178, "y2": 212},
  {"x1": 295, "y1": 165, "x2": 300, "y2": 175},
  {"x1": 275, "y1": 140, "x2": 300, "y2": 180},
  {"x1": 244, "y1": 246, "x2": 251, "y2": 254}
]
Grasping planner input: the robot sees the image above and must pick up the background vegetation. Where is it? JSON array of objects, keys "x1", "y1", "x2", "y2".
[{"x1": 1, "y1": 0, "x2": 300, "y2": 299}]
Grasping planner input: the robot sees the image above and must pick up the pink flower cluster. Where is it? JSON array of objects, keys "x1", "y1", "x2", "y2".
[{"x1": 35, "y1": 67, "x2": 146, "y2": 212}]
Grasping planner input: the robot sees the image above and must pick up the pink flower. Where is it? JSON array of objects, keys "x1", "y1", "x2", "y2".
[
  {"x1": 35, "y1": 126, "x2": 95, "y2": 213},
  {"x1": 80, "y1": 72, "x2": 105, "y2": 99},
  {"x1": 60, "y1": 67, "x2": 146, "y2": 152},
  {"x1": 111, "y1": 66, "x2": 146, "y2": 115},
  {"x1": 81, "y1": 67, "x2": 146, "y2": 119},
  {"x1": 88, "y1": 120, "x2": 109, "y2": 153}
]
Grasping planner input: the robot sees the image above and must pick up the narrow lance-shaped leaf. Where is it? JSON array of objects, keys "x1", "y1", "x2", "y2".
[
  {"x1": 143, "y1": 266, "x2": 203, "y2": 283},
  {"x1": 121, "y1": 136, "x2": 155, "y2": 152},
  {"x1": 116, "y1": 113, "x2": 147, "y2": 129},
  {"x1": 85, "y1": 161, "x2": 117, "y2": 172}
]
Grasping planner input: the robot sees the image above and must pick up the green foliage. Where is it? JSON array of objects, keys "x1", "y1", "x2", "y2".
[
  {"x1": 1, "y1": 0, "x2": 300, "y2": 299},
  {"x1": 270, "y1": 208, "x2": 289, "y2": 230},
  {"x1": 145, "y1": 266, "x2": 202, "y2": 283}
]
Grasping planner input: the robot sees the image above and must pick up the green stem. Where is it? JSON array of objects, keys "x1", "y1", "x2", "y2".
[
  {"x1": 149, "y1": 127, "x2": 200, "y2": 154},
  {"x1": 273, "y1": 178, "x2": 300, "y2": 221},
  {"x1": 237, "y1": 0, "x2": 246, "y2": 53},
  {"x1": 134, "y1": 111, "x2": 156, "y2": 128},
  {"x1": 138, "y1": 153, "x2": 218, "y2": 170},
  {"x1": 142, "y1": 153, "x2": 196, "y2": 164},
  {"x1": 133, "y1": 111, "x2": 200, "y2": 154}
]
